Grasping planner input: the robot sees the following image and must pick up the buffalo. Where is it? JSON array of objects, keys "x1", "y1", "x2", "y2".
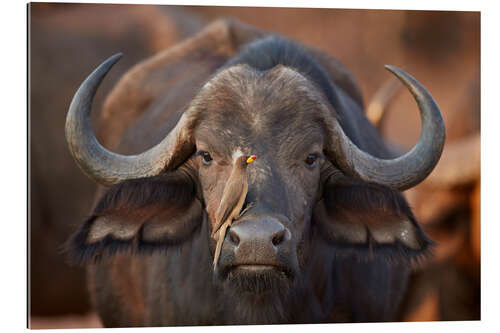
[{"x1": 65, "y1": 19, "x2": 445, "y2": 326}]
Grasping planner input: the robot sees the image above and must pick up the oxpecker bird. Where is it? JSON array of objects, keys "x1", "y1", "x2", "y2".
[{"x1": 212, "y1": 154, "x2": 257, "y2": 269}]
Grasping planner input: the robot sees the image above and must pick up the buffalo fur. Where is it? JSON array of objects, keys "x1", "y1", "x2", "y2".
[
  {"x1": 66, "y1": 168, "x2": 202, "y2": 263},
  {"x1": 221, "y1": 36, "x2": 386, "y2": 154},
  {"x1": 223, "y1": 36, "x2": 342, "y2": 114},
  {"x1": 315, "y1": 177, "x2": 434, "y2": 265}
]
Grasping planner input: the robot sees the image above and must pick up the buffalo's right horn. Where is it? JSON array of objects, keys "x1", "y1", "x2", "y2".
[
  {"x1": 327, "y1": 65, "x2": 446, "y2": 191},
  {"x1": 65, "y1": 54, "x2": 196, "y2": 186}
]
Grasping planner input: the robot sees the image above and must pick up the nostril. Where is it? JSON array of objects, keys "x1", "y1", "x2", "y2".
[
  {"x1": 228, "y1": 229, "x2": 240, "y2": 246},
  {"x1": 272, "y1": 229, "x2": 286, "y2": 246}
]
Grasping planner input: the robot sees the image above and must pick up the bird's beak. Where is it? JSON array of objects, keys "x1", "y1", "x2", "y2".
[{"x1": 246, "y1": 155, "x2": 257, "y2": 164}]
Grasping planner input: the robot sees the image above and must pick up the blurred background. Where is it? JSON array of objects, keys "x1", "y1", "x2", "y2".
[{"x1": 29, "y1": 3, "x2": 480, "y2": 328}]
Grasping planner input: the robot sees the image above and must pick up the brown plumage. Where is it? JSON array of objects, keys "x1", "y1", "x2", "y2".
[{"x1": 212, "y1": 154, "x2": 257, "y2": 269}]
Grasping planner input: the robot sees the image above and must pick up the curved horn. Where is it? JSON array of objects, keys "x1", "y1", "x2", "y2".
[
  {"x1": 65, "y1": 54, "x2": 195, "y2": 186},
  {"x1": 328, "y1": 65, "x2": 446, "y2": 191}
]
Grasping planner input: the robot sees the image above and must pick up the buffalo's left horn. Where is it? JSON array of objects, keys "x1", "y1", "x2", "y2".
[
  {"x1": 328, "y1": 65, "x2": 446, "y2": 191},
  {"x1": 65, "y1": 54, "x2": 195, "y2": 186}
]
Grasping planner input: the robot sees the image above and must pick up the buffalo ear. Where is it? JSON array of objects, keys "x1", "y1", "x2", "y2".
[
  {"x1": 313, "y1": 178, "x2": 433, "y2": 262},
  {"x1": 66, "y1": 170, "x2": 203, "y2": 263}
]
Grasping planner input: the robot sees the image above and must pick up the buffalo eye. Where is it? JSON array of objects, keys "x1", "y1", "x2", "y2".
[
  {"x1": 198, "y1": 151, "x2": 213, "y2": 165},
  {"x1": 305, "y1": 153, "x2": 318, "y2": 167}
]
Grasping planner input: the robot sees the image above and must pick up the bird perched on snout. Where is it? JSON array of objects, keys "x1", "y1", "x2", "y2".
[{"x1": 212, "y1": 154, "x2": 257, "y2": 269}]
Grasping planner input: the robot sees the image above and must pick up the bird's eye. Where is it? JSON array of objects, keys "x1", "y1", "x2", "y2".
[
  {"x1": 305, "y1": 153, "x2": 318, "y2": 167},
  {"x1": 199, "y1": 151, "x2": 213, "y2": 165}
]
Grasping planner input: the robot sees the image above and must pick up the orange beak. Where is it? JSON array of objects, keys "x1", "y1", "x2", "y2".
[{"x1": 246, "y1": 155, "x2": 257, "y2": 164}]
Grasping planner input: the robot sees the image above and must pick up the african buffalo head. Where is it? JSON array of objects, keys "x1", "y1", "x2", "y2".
[{"x1": 65, "y1": 37, "x2": 444, "y2": 309}]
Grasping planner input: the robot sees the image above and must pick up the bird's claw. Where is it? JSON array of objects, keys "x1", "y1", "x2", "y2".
[{"x1": 238, "y1": 202, "x2": 254, "y2": 218}]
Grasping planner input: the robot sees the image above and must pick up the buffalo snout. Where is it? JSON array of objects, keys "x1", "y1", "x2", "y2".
[
  {"x1": 217, "y1": 215, "x2": 299, "y2": 280},
  {"x1": 230, "y1": 217, "x2": 290, "y2": 262}
]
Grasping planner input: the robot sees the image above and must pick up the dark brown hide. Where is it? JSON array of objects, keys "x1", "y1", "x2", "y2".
[
  {"x1": 314, "y1": 176, "x2": 432, "y2": 263},
  {"x1": 66, "y1": 169, "x2": 202, "y2": 263}
]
